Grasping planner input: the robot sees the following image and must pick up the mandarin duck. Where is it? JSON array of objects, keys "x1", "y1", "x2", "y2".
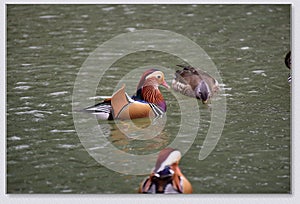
[
  {"x1": 285, "y1": 51, "x2": 291, "y2": 83},
  {"x1": 172, "y1": 65, "x2": 219, "y2": 104},
  {"x1": 84, "y1": 69, "x2": 170, "y2": 120},
  {"x1": 139, "y1": 148, "x2": 192, "y2": 194}
]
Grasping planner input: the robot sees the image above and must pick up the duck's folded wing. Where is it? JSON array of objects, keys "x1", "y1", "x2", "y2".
[
  {"x1": 172, "y1": 72, "x2": 197, "y2": 98},
  {"x1": 116, "y1": 101, "x2": 151, "y2": 120},
  {"x1": 110, "y1": 84, "x2": 133, "y2": 118}
]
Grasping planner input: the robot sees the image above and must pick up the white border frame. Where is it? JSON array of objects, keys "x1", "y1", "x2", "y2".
[{"x1": 1, "y1": 0, "x2": 298, "y2": 204}]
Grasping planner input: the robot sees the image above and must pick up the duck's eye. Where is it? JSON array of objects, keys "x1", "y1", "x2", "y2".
[{"x1": 157, "y1": 75, "x2": 161, "y2": 79}]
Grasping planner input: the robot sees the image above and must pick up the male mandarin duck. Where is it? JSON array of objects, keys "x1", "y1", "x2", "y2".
[
  {"x1": 172, "y1": 65, "x2": 219, "y2": 104},
  {"x1": 139, "y1": 148, "x2": 192, "y2": 194},
  {"x1": 285, "y1": 51, "x2": 291, "y2": 83},
  {"x1": 84, "y1": 69, "x2": 170, "y2": 120}
]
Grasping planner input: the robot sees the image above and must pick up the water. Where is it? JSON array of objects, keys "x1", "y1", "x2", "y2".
[{"x1": 6, "y1": 4, "x2": 290, "y2": 193}]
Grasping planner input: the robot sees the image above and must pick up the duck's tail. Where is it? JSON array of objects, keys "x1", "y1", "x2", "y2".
[
  {"x1": 82, "y1": 85, "x2": 132, "y2": 120},
  {"x1": 82, "y1": 98, "x2": 113, "y2": 120}
]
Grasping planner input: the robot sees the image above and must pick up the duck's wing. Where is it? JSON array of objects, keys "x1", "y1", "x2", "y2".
[
  {"x1": 110, "y1": 84, "x2": 134, "y2": 119},
  {"x1": 172, "y1": 72, "x2": 196, "y2": 98}
]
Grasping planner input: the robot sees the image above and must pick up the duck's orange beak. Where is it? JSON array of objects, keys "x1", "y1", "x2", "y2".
[
  {"x1": 161, "y1": 80, "x2": 170, "y2": 89},
  {"x1": 202, "y1": 100, "x2": 208, "y2": 104}
]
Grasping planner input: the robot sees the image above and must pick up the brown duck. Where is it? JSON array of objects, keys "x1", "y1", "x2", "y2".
[{"x1": 172, "y1": 65, "x2": 219, "y2": 104}]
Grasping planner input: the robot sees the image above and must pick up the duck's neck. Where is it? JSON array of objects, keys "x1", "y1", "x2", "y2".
[{"x1": 142, "y1": 85, "x2": 166, "y2": 112}]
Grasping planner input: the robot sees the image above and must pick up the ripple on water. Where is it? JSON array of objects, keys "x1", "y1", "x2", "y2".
[
  {"x1": 20, "y1": 96, "x2": 34, "y2": 100},
  {"x1": 48, "y1": 91, "x2": 69, "y2": 96},
  {"x1": 8, "y1": 136, "x2": 21, "y2": 141},
  {"x1": 16, "y1": 81, "x2": 28, "y2": 85},
  {"x1": 8, "y1": 106, "x2": 31, "y2": 111},
  {"x1": 50, "y1": 129, "x2": 76, "y2": 133},
  {"x1": 24, "y1": 128, "x2": 40, "y2": 132},
  {"x1": 13, "y1": 144, "x2": 30, "y2": 150},
  {"x1": 39, "y1": 15, "x2": 59, "y2": 19},
  {"x1": 21, "y1": 63, "x2": 31, "y2": 67},
  {"x1": 123, "y1": 5, "x2": 136, "y2": 15},
  {"x1": 252, "y1": 70, "x2": 267, "y2": 76},
  {"x1": 28, "y1": 46, "x2": 43, "y2": 50},
  {"x1": 56, "y1": 144, "x2": 78, "y2": 149},
  {"x1": 60, "y1": 189, "x2": 73, "y2": 193},
  {"x1": 15, "y1": 109, "x2": 52, "y2": 115},
  {"x1": 102, "y1": 6, "x2": 115, "y2": 11},
  {"x1": 125, "y1": 27, "x2": 136, "y2": 32},
  {"x1": 240, "y1": 46, "x2": 250, "y2": 50},
  {"x1": 14, "y1": 86, "x2": 31, "y2": 90}
]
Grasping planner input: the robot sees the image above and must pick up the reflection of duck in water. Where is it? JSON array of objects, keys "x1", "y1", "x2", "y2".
[
  {"x1": 107, "y1": 117, "x2": 170, "y2": 151},
  {"x1": 172, "y1": 65, "x2": 219, "y2": 104},
  {"x1": 139, "y1": 148, "x2": 192, "y2": 194},
  {"x1": 84, "y1": 69, "x2": 170, "y2": 120},
  {"x1": 285, "y1": 51, "x2": 291, "y2": 83}
]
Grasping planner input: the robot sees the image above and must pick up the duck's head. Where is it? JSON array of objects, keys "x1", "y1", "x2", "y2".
[
  {"x1": 150, "y1": 148, "x2": 182, "y2": 193},
  {"x1": 195, "y1": 80, "x2": 210, "y2": 104},
  {"x1": 137, "y1": 69, "x2": 170, "y2": 90},
  {"x1": 153, "y1": 148, "x2": 181, "y2": 174}
]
